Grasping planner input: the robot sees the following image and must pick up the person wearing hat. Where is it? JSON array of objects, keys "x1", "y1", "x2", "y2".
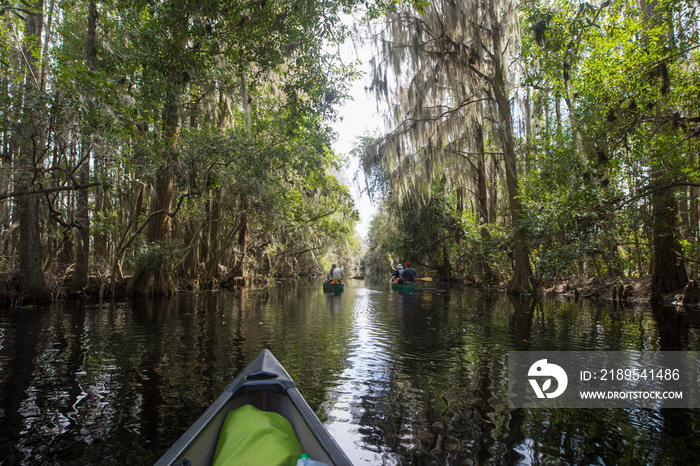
[
  {"x1": 402, "y1": 261, "x2": 416, "y2": 283},
  {"x1": 391, "y1": 263, "x2": 404, "y2": 284}
]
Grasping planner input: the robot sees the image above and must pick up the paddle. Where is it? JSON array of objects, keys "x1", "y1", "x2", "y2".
[{"x1": 351, "y1": 275, "x2": 430, "y2": 281}]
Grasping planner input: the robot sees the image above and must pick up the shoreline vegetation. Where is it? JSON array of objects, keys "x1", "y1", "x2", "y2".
[{"x1": 2, "y1": 267, "x2": 697, "y2": 309}]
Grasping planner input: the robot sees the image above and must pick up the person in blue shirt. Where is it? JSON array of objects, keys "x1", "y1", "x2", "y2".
[{"x1": 402, "y1": 262, "x2": 416, "y2": 282}]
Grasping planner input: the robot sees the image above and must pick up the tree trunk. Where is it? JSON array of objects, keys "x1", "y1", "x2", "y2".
[
  {"x1": 690, "y1": 152, "x2": 699, "y2": 280},
  {"x1": 488, "y1": 149, "x2": 497, "y2": 224},
  {"x1": 17, "y1": 1, "x2": 50, "y2": 303},
  {"x1": 641, "y1": 0, "x2": 688, "y2": 300},
  {"x1": 489, "y1": 7, "x2": 535, "y2": 293},
  {"x1": 650, "y1": 183, "x2": 687, "y2": 298},
  {"x1": 522, "y1": 87, "x2": 533, "y2": 172},
  {"x1": 70, "y1": 1, "x2": 97, "y2": 295},
  {"x1": 232, "y1": 193, "x2": 249, "y2": 278},
  {"x1": 131, "y1": 87, "x2": 180, "y2": 296},
  {"x1": 180, "y1": 219, "x2": 200, "y2": 283},
  {"x1": 241, "y1": 71, "x2": 252, "y2": 134},
  {"x1": 18, "y1": 192, "x2": 47, "y2": 299},
  {"x1": 146, "y1": 164, "x2": 175, "y2": 243},
  {"x1": 680, "y1": 186, "x2": 689, "y2": 241},
  {"x1": 93, "y1": 158, "x2": 106, "y2": 265},
  {"x1": 129, "y1": 165, "x2": 175, "y2": 297},
  {"x1": 200, "y1": 196, "x2": 210, "y2": 270},
  {"x1": 205, "y1": 186, "x2": 221, "y2": 279},
  {"x1": 230, "y1": 71, "x2": 253, "y2": 280},
  {"x1": 474, "y1": 122, "x2": 490, "y2": 238},
  {"x1": 474, "y1": 119, "x2": 495, "y2": 282},
  {"x1": 436, "y1": 246, "x2": 452, "y2": 281}
]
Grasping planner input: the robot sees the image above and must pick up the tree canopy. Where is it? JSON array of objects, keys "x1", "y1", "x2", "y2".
[{"x1": 0, "y1": 0, "x2": 366, "y2": 301}]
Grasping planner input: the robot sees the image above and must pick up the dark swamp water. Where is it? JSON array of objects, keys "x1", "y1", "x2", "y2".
[{"x1": 1, "y1": 281, "x2": 700, "y2": 465}]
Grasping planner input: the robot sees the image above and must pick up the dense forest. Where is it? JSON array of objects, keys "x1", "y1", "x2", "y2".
[
  {"x1": 2, "y1": 0, "x2": 698, "y2": 305},
  {"x1": 0, "y1": 0, "x2": 399, "y2": 303},
  {"x1": 359, "y1": 0, "x2": 700, "y2": 301}
]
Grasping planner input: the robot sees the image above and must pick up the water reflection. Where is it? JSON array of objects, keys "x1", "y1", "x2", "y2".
[{"x1": 1, "y1": 285, "x2": 700, "y2": 464}]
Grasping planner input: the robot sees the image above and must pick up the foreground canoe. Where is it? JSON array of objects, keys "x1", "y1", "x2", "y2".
[
  {"x1": 322, "y1": 282, "x2": 344, "y2": 293},
  {"x1": 390, "y1": 280, "x2": 415, "y2": 292},
  {"x1": 156, "y1": 349, "x2": 352, "y2": 466}
]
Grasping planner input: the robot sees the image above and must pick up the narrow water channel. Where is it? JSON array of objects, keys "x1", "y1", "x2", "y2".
[{"x1": 1, "y1": 281, "x2": 699, "y2": 464}]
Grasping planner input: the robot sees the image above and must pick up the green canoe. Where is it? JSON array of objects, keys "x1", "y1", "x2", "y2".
[
  {"x1": 156, "y1": 349, "x2": 352, "y2": 466},
  {"x1": 323, "y1": 282, "x2": 344, "y2": 293},
  {"x1": 390, "y1": 280, "x2": 415, "y2": 292}
]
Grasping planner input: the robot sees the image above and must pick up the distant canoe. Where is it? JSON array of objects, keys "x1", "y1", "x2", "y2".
[
  {"x1": 323, "y1": 282, "x2": 344, "y2": 293},
  {"x1": 390, "y1": 280, "x2": 415, "y2": 292}
]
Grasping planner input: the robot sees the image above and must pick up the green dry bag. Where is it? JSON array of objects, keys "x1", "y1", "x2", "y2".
[{"x1": 212, "y1": 404, "x2": 304, "y2": 466}]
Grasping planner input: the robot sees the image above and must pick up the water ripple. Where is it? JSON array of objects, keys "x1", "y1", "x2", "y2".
[{"x1": 1, "y1": 286, "x2": 699, "y2": 464}]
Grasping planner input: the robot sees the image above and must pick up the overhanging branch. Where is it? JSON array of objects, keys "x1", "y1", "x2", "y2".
[{"x1": 0, "y1": 182, "x2": 101, "y2": 200}]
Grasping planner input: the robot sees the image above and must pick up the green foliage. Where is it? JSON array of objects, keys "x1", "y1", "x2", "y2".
[
  {"x1": 451, "y1": 223, "x2": 512, "y2": 284},
  {"x1": 5, "y1": 0, "x2": 699, "y2": 294},
  {"x1": 0, "y1": 2, "x2": 35, "y2": 19},
  {"x1": 0, "y1": 0, "x2": 367, "y2": 291},
  {"x1": 365, "y1": 178, "x2": 511, "y2": 284},
  {"x1": 172, "y1": 92, "x2": 359, "y2": 279},
  {"x1": 364, "y1": 204, "x2": 400, "y2": 274},
  {"x1": 361, "y1": 0, "x2": 700, "y2": 287},
  {"x1": 515, "y1": 0, "x2": 700, "y2": 284},
  {"x1": 130, "y1": 240, "x2": 189, "y2": 272}
]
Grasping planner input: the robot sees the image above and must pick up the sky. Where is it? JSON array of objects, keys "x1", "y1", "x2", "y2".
[{"x1": 330, "y1": 24, "x2": 382, "y2": 240}]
